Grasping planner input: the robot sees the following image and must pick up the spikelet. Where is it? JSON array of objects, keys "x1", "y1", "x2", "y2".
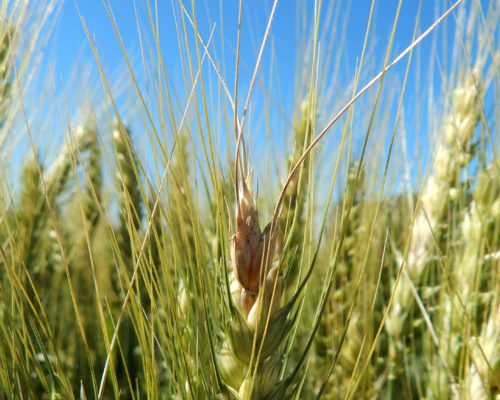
[
  {"x1": 446, "y1": 166, "x2": 500, "y2": 400},
  {"x1": 168, "y1": 133, "x2": 195, "y2": 260},
  {"x1": 313, "y1": 161, "x2": 366, "y2": 398},
  {"x1": 388, "y1": 71, "x2": 483, "y2": 395},
  {"x1": 277, "y1": 94, "x2": 316, "y2": 288},
  {"x1": 17, "y1": 157, "x2": 47, "y2": 271},
  {"x1": 112, "y1": 119, "x2": 143, "y2": 264},
  {"x1": 230, "y1": 168, "x2": 273, "y2": 316},
  {"x1": 82, "y1": 124, "x2": 102, "y2": 229},
  {"x1": 0, "y1": 25, "x2": 14, "y2": 123},
  {"x1": 45, "y1": 126, "x2": 92, "y2": 199},
  {"x1": 217, "y1": 133, "x2": 298, "y2": 399},
  {"x1": 463, "y1": 304, "x2": 500, "y2": 400},
  {"x1": 111, "y1": 119, "x2": 144, "y2": 389},
  {"x1": 407, "y1": 71, "x2": 481, "y2": 296}
]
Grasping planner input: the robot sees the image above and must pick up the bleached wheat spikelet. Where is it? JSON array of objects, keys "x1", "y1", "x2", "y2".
[
  {"x1": 46, "y1": 126, "x2": 92, "y2": 198},
  {"x1": 389, "y1": 71, "x2": 482, "y2": 394},
  {"x1": 217, "y1": 143, "x2": 299, "y2": 399},
  {"x1": 230, "y1": 168, "x2": 274, "y2": 317},
  {"x1": 463, "y1": 304, "x2": 500, "y2": 400}
]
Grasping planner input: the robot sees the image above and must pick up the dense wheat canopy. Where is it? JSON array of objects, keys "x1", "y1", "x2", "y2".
[{"x1": 1, "y1": 0, "x2": 500, "y2": 399}]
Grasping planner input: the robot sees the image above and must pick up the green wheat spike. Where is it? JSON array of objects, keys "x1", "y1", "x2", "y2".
[
  {"x1": 112, "y1": 119, "x2": 143, "y2": 266},
  {"x1": 83, "y1": 124, "x2": 102, "y2": 230},
  {"x1": 278, "y1": 94, "x2": 316, "y2": 289}
]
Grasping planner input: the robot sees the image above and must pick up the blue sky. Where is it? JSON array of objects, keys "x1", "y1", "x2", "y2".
[
  {"x1": 51, "y1": 0, "x2": 443, "y2": 103},
  {"x1": 49, "y1": 1, "x2": 442, "y2": 105},
  {"x1": 31, "y1": 0, "x2": 494, "y2": 196}
]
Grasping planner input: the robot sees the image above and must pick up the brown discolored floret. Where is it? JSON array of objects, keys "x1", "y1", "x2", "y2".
[{"x1": 230, "y1": 169, "x2": 272, "y2": 314}]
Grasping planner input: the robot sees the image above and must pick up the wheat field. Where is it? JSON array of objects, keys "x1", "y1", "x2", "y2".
[{"x1": 0, "y1": 0, "x2": 500, "y2": 399}]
